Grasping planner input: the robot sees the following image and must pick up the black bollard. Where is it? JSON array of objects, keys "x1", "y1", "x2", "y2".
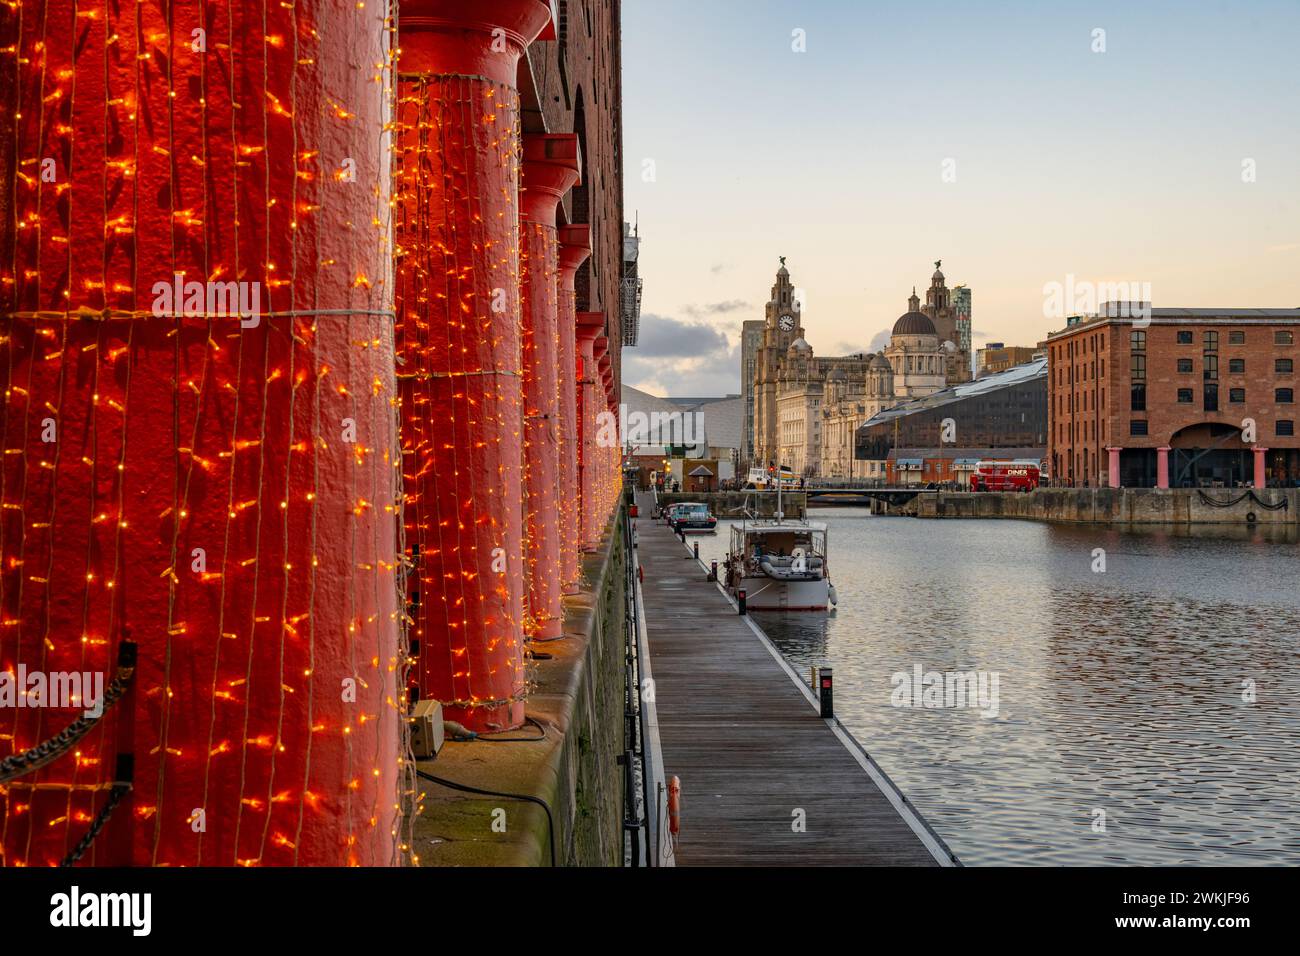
[
  {"x1": 693, "y1": 541, "x2": 699, "y2": 561},
  {"x1": 708, "y1": 560, "x2": 717, "y2": 582},
  {"x1": 817, "y1": 667, "x2": 834, "y2": 718},
  {"x1": 738, "y1": 589, "x2": 747, "y2": 615}
]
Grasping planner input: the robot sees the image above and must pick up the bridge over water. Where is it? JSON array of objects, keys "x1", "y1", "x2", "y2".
[{"x1": 803, "y1": 487, "x2": 939, "y2": 508}]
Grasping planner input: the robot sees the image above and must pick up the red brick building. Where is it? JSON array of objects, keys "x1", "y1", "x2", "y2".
[
  {"x1": 525, "y1": 0, "x2": 627, "y2": 385},
  {"x1": 1046, "y1": 309, "x2": 1300, "y2": 488}
]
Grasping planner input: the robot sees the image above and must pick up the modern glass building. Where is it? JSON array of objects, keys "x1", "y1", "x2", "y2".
[{"x1": 856, "y1": 358, "x2": 1048, "y2": 484}]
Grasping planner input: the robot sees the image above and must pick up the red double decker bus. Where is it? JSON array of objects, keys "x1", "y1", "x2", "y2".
[{"x1": 970, "y1": 460, "x2": 1041, "y2": 492}]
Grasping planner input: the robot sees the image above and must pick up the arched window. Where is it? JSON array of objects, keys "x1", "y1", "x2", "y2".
[{"x1": 572, "y1": 88, "x2": 592, "y2": 311}]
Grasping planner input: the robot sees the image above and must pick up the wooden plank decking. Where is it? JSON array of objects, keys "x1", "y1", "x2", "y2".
[{"x1": 635, "y1": 494, "x2": 951, "y2": 866}]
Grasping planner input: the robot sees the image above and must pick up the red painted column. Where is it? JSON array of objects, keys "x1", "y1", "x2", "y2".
[
  {"x1": 557, "y1": 227, "x2": 592, "y2": 593},
  {"x1": 1253, "y1": 446, "x2": 1269, "y2": 489},
  {"x1": 395, "y1": 0, "x2": 554, "y2": 732},
  {"x1": 1156, "y1": 446, "x2": 1171, "y2": 489},
  {"x1": 595, "y1": 337, "x2": 613, "y2": 539},
  {"x1": 1107, "y1": 447, "x2": 1122, "y2": 488},
  {"x1": 520, "y1": 135, "x2": 580, "y2": 639},
  {"x1": 575, "y1": 314, "x2": 605, "y2": 550},
  {"x1": 0, "y1": 1, "x2": 401, "y2": 866}
]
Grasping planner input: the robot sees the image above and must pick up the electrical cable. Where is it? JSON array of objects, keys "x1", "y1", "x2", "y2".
[
  {"x1": 416, "y1": 768, "x2": 557, "y2": 867},
  {"x1": 476, "y1": 716, "x2": 547, "y2": 743}
]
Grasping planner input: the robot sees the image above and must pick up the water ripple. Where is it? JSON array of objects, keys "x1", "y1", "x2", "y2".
[{"x1": 692, "y1": 512, "x2": 1300, "y2": 865}]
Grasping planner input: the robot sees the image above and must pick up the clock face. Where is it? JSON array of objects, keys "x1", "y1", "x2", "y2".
[{"x1": 778, "y1": 314, "x2": 795, "y2": 332}]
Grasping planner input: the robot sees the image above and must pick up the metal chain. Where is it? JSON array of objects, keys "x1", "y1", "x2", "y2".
[
  {"x1": 60, "y1": 781, "x2": 130, "y2": 867},
  {"x1": 0, "y1": 661, "x2": 135, "y2": 784}
]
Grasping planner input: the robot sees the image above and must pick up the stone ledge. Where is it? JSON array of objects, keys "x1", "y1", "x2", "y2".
[
  {"x1": 919, "y1": 487, "x2": 1298, "y2": 525},
  {"x1": 412, "y1": 508, "x2": 626, "y2": 866}
]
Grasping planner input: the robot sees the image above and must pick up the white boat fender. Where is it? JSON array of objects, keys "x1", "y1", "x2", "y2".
[{"x1": 828, "y1": 583, "x2": 838, "y2": 606}]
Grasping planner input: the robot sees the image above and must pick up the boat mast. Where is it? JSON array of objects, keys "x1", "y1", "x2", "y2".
[{"x1": 776, "y1": 463, "x2": 784, "y2": 523}]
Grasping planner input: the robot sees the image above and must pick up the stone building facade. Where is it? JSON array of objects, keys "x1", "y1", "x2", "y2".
[
  {"x1": 917, "y1": 260, "x2": 972, "y2": 386},
  {"x1": 750, "y1": 261, "x2": 950, "y2": 478},
  {"x1": 820, "y1": 357, "x2": 895, "y2": 480},
  {"x1": 740, "y1": 319, "x2": 765, "y2": 464}
]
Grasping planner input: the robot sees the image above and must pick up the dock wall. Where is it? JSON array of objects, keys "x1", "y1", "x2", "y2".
[{"x1": 916, "y1": 487, "x2": 1298, "y2": 525}]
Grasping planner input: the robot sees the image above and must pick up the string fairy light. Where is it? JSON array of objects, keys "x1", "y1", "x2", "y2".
[
  {"x1": 574, "y1": 313, "x2": 610, "y2": 552},
  {"x1": 556, "y1": 225, "x2": 591, "y2": 594},
  {"x1": 0, "y1": 0, "x2": 407, "y2": 867},
  {"x1": 519, "y1": 134, "x2": 580, "y2": 640},
  {"x1": 393, "y1": 69, "x2": 528, "y2": 731}
]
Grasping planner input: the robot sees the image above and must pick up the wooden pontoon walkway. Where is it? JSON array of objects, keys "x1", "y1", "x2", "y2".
[{"x1": 635, "y1": 493, "x2": 956, "y2": 866}]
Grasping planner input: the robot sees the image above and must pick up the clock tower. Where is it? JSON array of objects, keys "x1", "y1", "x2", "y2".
[{"x1": 753, "y1": 258, "x2": 805, "y2": 467}]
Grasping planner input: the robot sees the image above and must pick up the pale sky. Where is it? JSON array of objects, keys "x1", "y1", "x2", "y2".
[{"x1": 619, "y1": 0, "x2": 1300, "y2": 396}]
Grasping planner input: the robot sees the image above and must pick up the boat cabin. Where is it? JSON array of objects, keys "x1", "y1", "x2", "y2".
[{"x1": 728, "y1": 522, "x2": 828, "y2": 576}]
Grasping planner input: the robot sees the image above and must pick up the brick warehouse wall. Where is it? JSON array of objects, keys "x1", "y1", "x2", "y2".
[
  {"x1": 522, "y1": 0, "x2": 626, "y2": 389},
  {"x1": 1048, "y1": 315, "x2": 1300, "y2": 485}
]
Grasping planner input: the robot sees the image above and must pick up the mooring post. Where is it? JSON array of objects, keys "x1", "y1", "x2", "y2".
[
  {"x1": 708, "y1": 560, "x2": 717, "y2": 582},
  {"x1": 817, "y1": 667, "x2": 834, "y2": 718},
  {"x1": 737, "y1": 589, "x2": 747, "y2": 615}
]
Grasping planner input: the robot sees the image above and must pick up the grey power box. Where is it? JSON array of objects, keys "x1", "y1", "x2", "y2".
[{"x1": 411, "y1": 699, "x2": 445, "y2": 758}]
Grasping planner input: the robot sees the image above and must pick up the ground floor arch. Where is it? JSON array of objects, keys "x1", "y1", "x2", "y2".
[{"x1": 1113, "y1": 421, "x2": 1299, "y2": 488}]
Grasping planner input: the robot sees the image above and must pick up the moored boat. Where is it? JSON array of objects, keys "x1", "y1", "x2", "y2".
[
  {"x1": 721, "y1": 473, "x2": 836, "y2": 611},
  {"x1": 723, "y1": 519, "x2": 836, "y2": 611},
  {"x1": 665, "y1": 501, "x2": 718, "y2": 533}
]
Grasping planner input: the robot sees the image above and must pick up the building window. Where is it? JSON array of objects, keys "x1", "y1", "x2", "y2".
[
  {"x1": 1229, "y1": 388, "x2": 1245, "y2": 404},
  {"x1": 1229, "y1": 358, "x2": 1245, "y2": 374},
  {"x1": 1278, "y1": 358, "x2": 1294, "y2": 374},
  {"x1": 1278, "y1": 420, "x2": 1296, "y2": 437},
  {"x1": 1130, "y1": 420, "x2": 1149, "y2": 436},
  {"x1": 1177, "y1": 358, "x2": 1193, "y2": 373},
  {"x1": 1276, "y1": 331, "x2": 1294, "y2": 346},
  {"x1": 1177, "y1": 388, "x2": 1194, "y2": 403},
  {"x1": 1229, "y1": 330, "x2": 1245, "y2": 345},
  {"x1": 1204, "y1": 383, "x2": 1219, "y2": 412},
  {"x1": 1131, "y1": 330, "x2": 1147, "y2": 350},
  {"x1": 1277, "y1": 388, "x2": 1295, "y2": 404},
  {"x1": 1130, "y1": 353, "x2": 1146, "y2": 380},
  {"x1": 1203, "y1": 354, "x2": 1218, "y2": 380},
  {"x1": 1131, "y1": 383, "x2": 1146, "y2": 411},
  {"x1": 1204, "y1": 331, "x2": 1219, "y2": 351},
  {"x1": 1177, "y1": 331, "x2": 1193, "y2": 344}
]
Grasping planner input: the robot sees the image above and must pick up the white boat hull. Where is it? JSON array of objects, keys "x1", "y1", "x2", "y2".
[{"x1": 732, "y1": 574, "x2": 829, "y2": 612}]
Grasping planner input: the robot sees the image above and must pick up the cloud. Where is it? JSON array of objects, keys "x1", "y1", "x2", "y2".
[
  {"x1": 866, "y1": 328, "x2": 892, "y2": 353},
  {"x1": 630, "y1": 312, "x2": 730, "y2": 358},
  {"x1": 1266, "y1": 242, "x2": 1299, "y2": 254},
  {"x1": 623, "y1": 312, "x2": 739, "y2": 395},
  {"x1": 681, "y1": 299, "x2": 750, "y2": 319}
]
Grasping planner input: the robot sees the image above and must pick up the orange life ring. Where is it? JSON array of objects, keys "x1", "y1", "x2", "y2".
[{"x1": 667, "y1": 775, "x2": 681, "y2": 836}]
